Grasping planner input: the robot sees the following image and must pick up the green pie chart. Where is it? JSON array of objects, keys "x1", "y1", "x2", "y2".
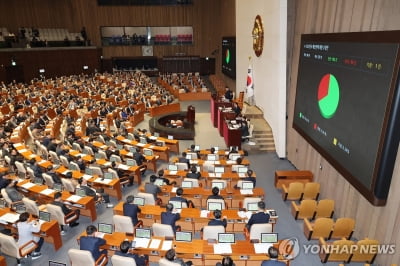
[
  {"x1": 317, "y1": 74, "x2": 340, "y2": 119},
  {"x1": 225, "y1": 49, "x2": 230, "y2": 64}
]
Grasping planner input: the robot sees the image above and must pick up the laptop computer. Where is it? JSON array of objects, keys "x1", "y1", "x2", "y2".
[
  {"x1": 207, "y1": 202, "x2": 222, "y2": 211},
  {"x1": 168, "y1": 164, "x2": 178, "y2": 171},
  {"x1": 116, "y1": 144, "x2": 123, "y2": 150},
  {"x1": 49, "y1": 261, "x2": 67, "y2": 266},
  {"x1": 126, "y1": 159, "x2": 136, "y2": 166},
  {"x1": 169, "y1": 200, "x2": 183, "y2": 210},
  {"x1": 207, "y1": 154, "x2": 217, "y2": 161},
  {"x1": 238, "y1": 166, "x2": 248, "y2": 177},
  {"x1": 155, "y1": 141, "x2": 165, "y2": 147},
  {"x1": 175, "y1": 231, "x2": 192, "y2": 242},
  {"x1": 211, "y1": 181, "x2": 224, "y2": 190},
  {"x1": 53, "y1": 183, "x2": 63, "y2": 192},
  {"x1": 103, "y1": 172, "x2": 113, "y2": 179},
  {"x1": 247, "y1": 202, "x2": 259, "y2": 212},
  {"x1": 139, "y1": 137, "x2": 147, "y2": 144},
  {"x1": 194, "y1": 145, "x2": 200, "y2": 151},
  {"x1": 261, "y1": 233, "x2": 278, "y2": 243},
  {"x1": 135, "y1": 228, "x2": 151, "y2": 238},
  {"x1": 110, "y1": 156, "x2": 118, "y2": 162},
  {"x1": 129, "y1": 147, "x2": 137, "y2": 154},
  {"x1": 39, "y1": 210, "x2": 51, "y2": 222},
  {"x1": 95, "y1": 153, "x2": 103, "y2": 159},
  {"x1": 76, "y1": 188, "x2": 86, "y2": 197},
  {"x1": 133, "y1": 197, "x2": 145, "y2": 206},
  {"x1": 181, "y1": 181, "x2": 193, "y2": 188},
  {"x1": 15, "y1": 204, "x2": 26, "y2": 214},
  {"x1": 97, "y1": 223, "x2": 113, "y2": 238},
  {"x1": 218, "y1": 233, "x2": 235, "y2": 244},
  {"x1": 143, "y1": 149, "x2": 153, "y2": 156},
  {"x1": 85, "y1": 168, "x2": 93, "y2": 175},
  {"x1": 34, "y1": 177, "x2": 43, "y2": 185},
  {"x1": 154, "y1": 178, "x2": 164, "y2": 186},
  {"x1": 154, "y1": 132, "x2": 160, "y2": 137},
  {"x1": 242, "y1": 181, "x2": 254, "y2": 190},
  {"x1": 0, "y1": 198, "x2": 6, "y2": 208}
]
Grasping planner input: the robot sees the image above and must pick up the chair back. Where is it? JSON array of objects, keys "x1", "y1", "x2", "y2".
[
  {"x1": 1, "y1": 188, "x2": 12, "y2": 205},
  {"x1": 108, "y1": 168, "x2": 119, "y2": 179},
  {"x1": 113, "y1": 215, "x2": 134, "y2": 234},
  {"x1": 43, "y1": 173, "x2": 55, "y2": 188},
  {"x1": 323, "y1": 239, "x2": 353, "y2": 262},
  {"x1": 152, "y1": 223, "x2": 175, "y2": 238},
  {"x1": 302, "y1": 182, "x2": 320, "y2": 200},
  {"x1": 250, "y1": 223, "x2": 273, "y2": 241},
  {"x1": 211, "y1": 180, "x2": 227, "y2": 189},
  {"x1": 312, "y1": 218, "x2": 334, "y2": 239},
  {"x1": 26, "y1": 167, "x2": 35, "y2": 179},
  {"x1": 68, "y1": 248, "x2": 96, "y2": 265},
  {"x1": 137, "y1": 192, "x2": 156, "y2": 205},
  {"x1": 46, "y1": 204, "x2": 66, "y2": 226},
  {"x1": 175, "y1": 162, "x2": 188, "y2": 170},
  {"x1": 97, "y1": 150, "x2": 107, "y2": 159},
  {"x1": 61, "y1": 178, "x2": 76, "y2": 193},
  {"x1": 351, "y1": 238, "x2": 379, "y2": 263},
  {"x1": 60, "y1": 155, "x2": 69, "y2": 167},
  {"x1": 72, "y1": 143, "x2": 82, "y2": 152},
  {"x1": 0, "y1": 232, "x2": 36, "y2": 259},
  {"x1": 89, "y1": 166, "x2": 103, "y2": 177},
  {"x1": 202, "y1": 225, "x2": 225, "y2": 240},
  {"x1": 15, "y1": 161, "x2": 27, "y2": 175},
  {"x1": 83, "y1": 146, "x2": 94, "y2": 155},
  {"x1": 298, "y1": 200, "x2": 317, "y2": 220},
  {"x1": 242, "y1": 197, "x2": 262, "y2": 210},
  {"x1": 111, "y1": 255, "x2": 137, "y2": 266},
  {"x1": 22, "y1": 197, "x2": 40, "y2": 217},
  {"x1": 315, "y1": 199, "x2": 335, "y2": 218},
  {"x1": 331, "y1": 218, "x2": 355, "y2": 239},
  {"x1": 110, "y1": 154, "x2": 122, "y2": 163},
  {"x1": 49, "y1": 151, "x2": 60, "y2": 164},
  {"x1": 159, "y1": 258, "x2": 181, "y2": 266},
  {"x1": 69, "y1": 162, "x2": 80, "y2": 171}
]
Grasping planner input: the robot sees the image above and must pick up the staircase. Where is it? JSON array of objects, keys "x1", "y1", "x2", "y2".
[{"x1": 242, "y1": 104, "x2": 276, "y2": 153}]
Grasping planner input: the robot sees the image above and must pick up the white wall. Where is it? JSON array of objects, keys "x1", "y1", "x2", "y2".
[{"x1": 236, "y1": 0, "x2": 287, "y2": 158}]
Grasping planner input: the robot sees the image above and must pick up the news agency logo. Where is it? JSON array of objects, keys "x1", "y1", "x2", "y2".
[{"x1": 278, "y1": 237, "x2": 396, "y2": 259}]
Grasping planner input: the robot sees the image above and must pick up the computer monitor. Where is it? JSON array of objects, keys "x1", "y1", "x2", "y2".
[
  {"x1": 218, "y1": 233, "x2": 235, "y2": 243},
  {"x1": 214, "y1": 166, "x2": 225, "y2": 173},
  {"x1": 168, "y1": 164, "x2": 178, "y2": 171},
  {"x1": 126, "y1": 159, "x2": 136, "y2": 166},
  {"x1": 154, "y1": 178, "x2": 164, "y2": 186},
  {"x1": 110, "y1": 156, "x2": 118, "y2": 162},
  {"x1": 207, "y1": 154, "x2": 217, "y2": 161},
  {"x1": 169, "y1": 200, "x2": 183, "y2": 209},
  {"x1": 143, "y1": 149, "x2": 153, "y2": 156},
  {"x1": 261, "y1": 233, "x2": 278, "y2": 243},
  {"x1": 76, "y1": 188, "x2": 86, "y2": 197},
  {"x1": 95, "y1": 153, "x2": 102, "y2": 159},
  {"x1": 69, "y1": 163, "x2": 77, "y2": 170},
  {"x1": 154, "y1": 132, "x2": 160, "y2": 137},
  {"x1": 181, "y1": 181, "x2": 193, "y2": 188},
  {"x1": 34, "y1": 178, "x2": 43, "y2": 185},
  {"x1": 175, "y1": 231, "x2": 192, "y2": 242},
  {"x1": 98, "y1": 223, "x2": 113, "y2": 234},
  {"x1": 49, "y1": 261, "x2": 67, "y2": 266},
  {"x1": 15, "y1": 204, "x2": 26, "y2": 214},
  {"x1": 155, "y1": 141, "x2": 165, "y2": 147},
  {"x1": 207, "y1": 202, "x2": 222, "y2": 211},
  {"x1": 238, "y1": 167, "x2": 248, "y2": 174},
  {"x1": 53, "y1": 183, "x2": 63, "y2": 192},
  {"x1": 133, "y1": 197, "x2": 145, "y2": 206},
  {"x1": 104, "y1": 172, "x2": 113, "y2": 179},
  {"x1": 231, "y1": 154, "x2": 241, "y2": 161},
  {"x1": 168, "y1": 135, "x2": 174, "y2": 140},
  {"x1": 0, "y1": 198, "x2": 6, "y2": 208},
  {"x1": 211, "y1": 182, "x2": 224, "y2": 189},
  {"x1": 140, "y1": 137, "x2": 147, "y2": 144},
  {"x1": 242, "y1": 181, "x2": 254, "y2": 189},
  {"x1": 247, "y1": 202, "x2": 259, "y2": 212},
  {"x1": 135, "y1": 228, "x2": 151, "y2": 238},
  {"x1": 85, "y1": 168, "x2": 93, "y2": 175},
  {"x1": 194, "y1": 145, "x2": 200, "y2": 151},
  {"x1": 129, "y1": 147, "x2": 137, "y2": 153},
  {"x1": 128, "y1": 134, "x2": 134, "y2": 140},
  {"x1": 39, "y1": 211, "x2": 51, "y2": 222},
  {"x1": 186, "y1": 154, "x2": 193, "y2": 160}
]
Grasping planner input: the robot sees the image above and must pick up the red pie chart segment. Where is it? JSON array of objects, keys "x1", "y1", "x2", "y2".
[
  {"x1": 317, "y1": 74, "x2": 330, "y2": 100},
  {"x1": 318, "y1": 74, "x2": 340, "y2": 119}
]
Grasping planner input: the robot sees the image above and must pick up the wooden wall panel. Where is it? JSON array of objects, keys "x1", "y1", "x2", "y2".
[{"x1": 286, "y1": 0, "x2": 400, "y2": 264}]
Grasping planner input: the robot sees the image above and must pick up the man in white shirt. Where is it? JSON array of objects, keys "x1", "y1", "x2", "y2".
[{"x1": 17, "y1": 212, "x2": 44, "y2": 259}]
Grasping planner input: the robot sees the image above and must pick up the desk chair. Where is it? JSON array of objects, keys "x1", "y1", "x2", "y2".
[
  {"x1": 152, "y1": 223, "x2": 175, "y2": 238},
  {"x1": 38, "y1": 144, "x2": 49, "y2": 160},
  {"x1": 46, "y1": 204, "x2": 79, "y2": 232},
  {"x1": 110, "y1": 154, "x2": 122, "y2": 163},
  {"x1": 49, "y1": 151, "x2": 61, "y2": 165},
  {"x1": 175, "y1": 162, "x2": 188, "y2": 171},
  {"x1": 282, "y1": 182, "x2": 304, "y2": 201},
  {"x1": 26, "y1": 167, "x2": 35, "y2": 180},
  {"x1": 1, "y1": 188, "x2": 22, "y2": 208},
  {"x1": 302, "y1": 182, "x2": 320, "y2": 200},
  {"x1": 303, "y1": 217, "x2": 334, "y2": 240},
  {"x1": 137, "y1": 192, "x2": 161, "y2": 206},
  {"x1": 42, "y1": 173, "x2": 55, "y2": 188},
  {"x1": 202, "y1": 225, "x2": 225, "y2": 241},
  {"x1": 69, "y1": 162, "x2": 80, "y2": 171},
  {"x1": 83, "y1": 146, "x2": 94, "y2": 156},
  {"x1": 244, "y1": 223, "x2": 273, "y2": 241},
  {"x1": 111, "y1": 255, "x2": 137, "y2": 266},
  {"x1": 350, "y1": 238, "x2": 379, "y2": 263},
  {"x1": 15, "y1": 161, "x2": 27, "y2": 178},
  {"x1": 97, "y1": 150, "x2": 107, "y2": 159},
  {"x1": 206, "y1": 199, "x2": 226, "y2": 210},
  {"x1": 113, "y1": 214, "x2": 142, "y2": 235},
  {"x1": 319, "y1": 237, "x2": 353, "y2": 263},
  {"x1": 61, "y1": 178, "x2": 76, "y2": 193},
  {"x1": 291, "y1": 199, "x2": 317, "y2": 220},
  {"x1": 159, "y1": 258, "x2": 181, "y2": 266},
  {"x1": 202, "y1": 163, "x2": 214, "y2": 173},
  {"x1": 60, "y1": 155, "x2": 70, "y2": 168},
  {"x1": 314, "y1": 199, "x2": 335, "y2": 219},
  {"x1": 72, "y1": 143, "x2": 82, "y2": 152},
  {"x1": 22, "y1": 197, "x2": 46, "y2": 217},
  {"x1": 68, "y1": 248, "x2": 108, "y2": 266},
  {"x1": 240, "y1": 197, "x2": 262, "y2": 210},
  {"x1": 330, "y1": 218, "x2": 355, "y2": 240},
  {"x1": 0, "y1": 232, "x2": 38, "y2": 265}
]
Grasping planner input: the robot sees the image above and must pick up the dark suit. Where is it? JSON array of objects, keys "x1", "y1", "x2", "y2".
[
  {"x1": 169, "y1": 196, "x2": 188, "y2": 206},
  {"x1": 115, "y1": 250, "x2": 148, "y2": 266},
  {"x1": 161, "y1": 211, "x2": 180, "y2": 232},
  {"x1": 144, "y1": 183, "x2": 161, "y2": 200},
  {"x1": 243, "y1": 176, "x2": 256, "y2": 187},
  {"x1": 123, "y1": 203, "x2": 141, "y2": 225},
  {"x1": 208, "y1": 218, "x2": 227, "y2": 228},
  {"x1": 207, "y1": 195, "x2": 224, "y2": 200},
  {"x1": 261, "y1": 260, "x2": 286, "y2": 266},
  {"x1": 80, "y1": 236, "x2": 107, "y2": 260},
  {"x1": 246, "y1": 212, "x2": 270, "y2": 230},
  {"x1": 186, "y1": 172, "x2": 201, "y2": 179},
  {"x1": 133, "y1": 152, "x2": 145, "y2": 165}
]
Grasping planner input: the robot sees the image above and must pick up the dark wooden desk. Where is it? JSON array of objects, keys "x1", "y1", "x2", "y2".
[
  {"x1": 274, "y1": 170, "x2": 314, "y2": 189},
  {"x1": 223, "y1": 121, "x2": 242, "y2": 150},
  {"x1": 210, "y1": 97, "x2": 233, "y2": 127},
  {"x1": 218, "y1": 109, "x2": 236, "y2": 136}
]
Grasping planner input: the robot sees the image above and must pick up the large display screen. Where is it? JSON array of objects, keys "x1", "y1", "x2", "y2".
[
  {"x1": 293, "y1": 32, "x2": 400, "y2": 206},
  {"x1": 222, "y1": 37, "x2": 236, "y2": 79}
]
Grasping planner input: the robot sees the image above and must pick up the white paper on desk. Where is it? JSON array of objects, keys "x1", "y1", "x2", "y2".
[
  {"x1": 200, "y1": 210, "x2": 210, "y2": 218},
  {"x1": 95, "y1": 178, "x2": 112, "y2": 184},
  {"x1": 13, "y1": 143, "x2": 23, "y2": 148},
  {"x1": 245, "y1": 211, "x2": 253, "y2": 220},
  {"x1": 126, "y1": 152, "x2": 133, "y2": 157},
  {"x1": 82, "y1": 174, "x2": 92, "y2": 180},
  {"x1": 29, "y1": 154, "x2": 36, "y2": 159},
  {"x1": 39, "y1": 159, "x2": 46, "y2": 164},
  {"x1": 208, "y1": 173, "x2": 215, "y2": 178},
  {"x1": 215, "y1": 173, "x2": 222, "y2": 178},
  {"x1": 149, "y1": 145, "x2": 155, "y2": 149},
  {"x1": 62, "y1": 170, "x2": 72, "y2": 175},
  {"x1": 102, "y1": 162, "x2": 112, "y2": 167},
  {"x1": 161, "y1": 240, "x2": 173, "y2": 251},
  {"x1": 254, "y1": 243, "x2": 273, "y2": 254},
  {"x1": 136, "y1": 143, "x2": 145, "y2": 147},
  {"x1": 213, "y1": 243, "x2": 232, "y2": 254},
  {"x1": 67, "y1": 195, "x2": 82, "y2": 202},
  {"x1": 190, "y1": 160, "x2": 198, "y2": 164},
  {"x1": 226, "y1": 160, "x2": 235, "y2": 164},
  {"x1": 237, "y1": 211, "x2": 247, "y2": 219},
  {"x1": 238, "y1": 173, "x2": 246, "y2": 178},
  {"x1": 149, "y1": 136, "x2": 157, "y2": 140},
  {"x1": 171, "y1": 187, "x2": 177, "y2": 193},
  {"x1": 118, "y1": 164, "x2": 129, "y2": 170},
  {"x1": 240, "y1": 189, "x2": 253, "y2": 195},
  {"x1": 0, "y1": 213, "x2": 20, "y2": 223},
  {"x1": 168, "y1": 171, "x2": 177, "y2": 175},
  {"x1": 40, "y1": 188, "x2": 54, "y2": 195},
  {"x1": 21, "y1": 182, "x2": 35, "y2": 189},
  {"x1": 214, "y1": 160, "x2": 220, "y2": 164},
  {"x1": 134, "y1": 237, "x2": 150, "y2": 248},
  {"x1": 149, "y1": 239, "x2": 161, "y2": 249},
  {"x1": 19, "y1": 149, "x2": 28, "y2": 153}
]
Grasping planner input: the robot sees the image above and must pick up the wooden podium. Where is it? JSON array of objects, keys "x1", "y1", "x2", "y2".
[{"x1": 187, "y1": 105, "x2": 195, "y2": 123}]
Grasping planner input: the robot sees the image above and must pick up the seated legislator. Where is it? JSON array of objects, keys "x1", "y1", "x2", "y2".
[
  {"x1": 207, "y1": 187, "x2": 224, "y2": 200},
  {"x1": 165, "y1": 248, "x2": 193, "y2": 266},
  {"x1": 246, "y1": 201, "x2": 270, "y2": 230},
  {"x1": 145, "y1": 175, "x2": 162, "y2": 200},
  {"x1": 5, "y1": 179, "x2": 23, "y2": 202},
  {"x1": 161, "y1": 203, "x2": 181, "y2": 233},
  {"x1": 170, "y1": 188, "x2": 193, "y2": 208},
  {"x1": 186, "y1": 165, "x2": 201, "y2": 179},
  {"x1": 178, "y1": 152, "x2": 190, "y2": 168},
  {"x1": 208, "y1": 209, "x2": 227, "y2": 228},
  {"x1": 261, "y1": 247, "x2": 286, "y2": 266},
  {"x1": 224, "y1": 87, "x2": 234, "y2": 102},
  {"x1": 123, "y1": 195, "x2": 141, "y2": 226},
  {"x1": 17, "y1": 212, "x2": 44, "y2": 259},
  {"x1": 216, "y1": 256, "x2": 236, "y2": 266},
  {"x1": 115, "y1": 240, "x2": 148, "y2": 265},
  {"x1": 234, "y1": 169, "x2": 256, "y2": 189},
  {"x1": 51, "y1": 192, "x2": 80, "y2": 228},
  {"x1": 80, "y1": 225, "x2": 107, "y2": 261},
  {"x1": 77, "y1": 177, "x2": 113, "y2": 208}
]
